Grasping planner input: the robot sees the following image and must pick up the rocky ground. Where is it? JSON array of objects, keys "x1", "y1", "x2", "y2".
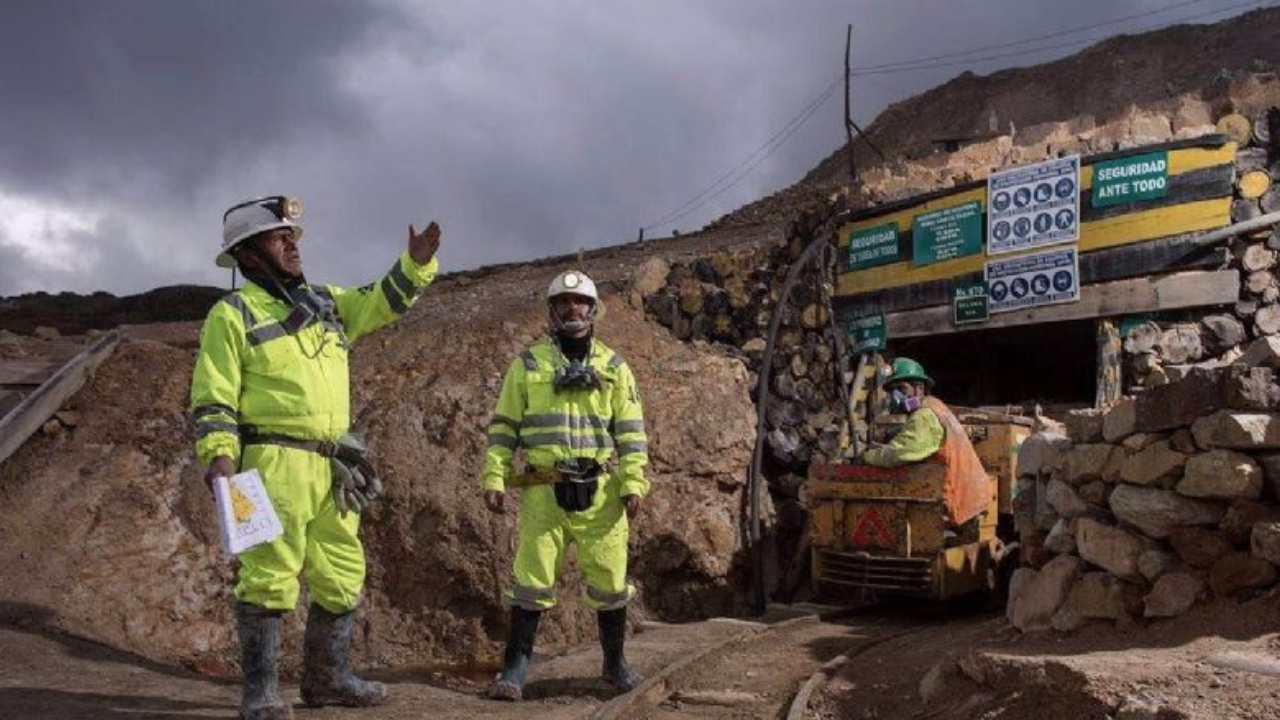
[
  {"x1": 809, "y1": 593, "x2": 1280, "y2": 720},
  {"x1": 4, "y1": 596, "x2": 1279, "y2": 719}
]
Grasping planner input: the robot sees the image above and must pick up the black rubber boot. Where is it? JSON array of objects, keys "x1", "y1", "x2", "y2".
[
  {"x1": 597, "y1": 607, "x2": 643, "y2": 694},
  {"x1": 236, "y1": 602, "x2": 294, "y2": 720},
  {"x1": 488, "y1": 606, "x2": 542, "y2": 701},
  {"x1": 300, "y1": 604, "x2": 387, "y2": 708}
]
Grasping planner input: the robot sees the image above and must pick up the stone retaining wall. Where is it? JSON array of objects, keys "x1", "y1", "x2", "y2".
[{"x1": 1010, "y1": 349, "x2": 1280, "y2": 631}]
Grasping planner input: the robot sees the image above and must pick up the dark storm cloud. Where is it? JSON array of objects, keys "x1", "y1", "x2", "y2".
[
  {"x1": 0, "y1": 0, "x2": 1255, "y2": 296},
  {"x1": 0, "y1": 0, "x2": 384, "y2": 196}
]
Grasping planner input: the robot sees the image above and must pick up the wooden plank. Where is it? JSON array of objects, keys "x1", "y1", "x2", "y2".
[
  {"x1": 883, "y1": 270, "x2": 1238, "y2": 338},
  {"x1": 837, "y1": 196, "x2": 1232, "y2": 295},
  {"x1": 0, "y1": 331, "x2": 120, "y2": 466},
  {"x1": 0, "y1": 360, "x2": 62, "y2": 385},
  {"x1": 834, "y1": 233, "x2": 1227, "y2": 316},
  {"x1": 1096, "y1": 319, "x2": 1122, "y2": 408}
]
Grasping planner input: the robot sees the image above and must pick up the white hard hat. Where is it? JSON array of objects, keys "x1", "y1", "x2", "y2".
[
  {"x1": 217, "y1": 196, "x2": 304, "y2": 268},
  {"x1": 547, "y1": 270, "x2": 599, "y2": 301}
]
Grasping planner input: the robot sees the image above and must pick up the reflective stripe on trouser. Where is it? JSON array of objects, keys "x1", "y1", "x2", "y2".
[
  {"x1": 505, "y1": 471, "x2": 634, "y2": 611},
  {"x1": 234, "y1": 444, "x2": 365, "y2": 614}
]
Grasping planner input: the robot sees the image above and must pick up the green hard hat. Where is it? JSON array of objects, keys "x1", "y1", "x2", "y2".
[{"x1": 887, "y1": 357, "x2": 933, "y2": 387}]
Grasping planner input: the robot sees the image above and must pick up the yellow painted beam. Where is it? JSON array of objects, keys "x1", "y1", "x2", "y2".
[
  {"x1": 836, "y1": 196, "x2": 1232, "y2": 295},
  {"x1": 839, "y1": 142, "x2": 1237, "y2": 244}
]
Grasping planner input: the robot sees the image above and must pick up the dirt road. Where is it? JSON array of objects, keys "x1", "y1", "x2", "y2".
[
  {"x1": 7, "y1": 596, "x2": 1280, "y2": 720},
  {"x1": 0, "y1": 602, "x2": 972, "y2": 720}
]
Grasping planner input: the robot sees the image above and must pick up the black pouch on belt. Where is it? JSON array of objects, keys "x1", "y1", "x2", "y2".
[{"x1": 552, "y1": 458, "x2": 602, "y2": 512}]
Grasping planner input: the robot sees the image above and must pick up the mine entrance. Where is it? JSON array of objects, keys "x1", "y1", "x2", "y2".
[{"x1": 888, "y1": 319, "x2": 1096, "y2": 411}]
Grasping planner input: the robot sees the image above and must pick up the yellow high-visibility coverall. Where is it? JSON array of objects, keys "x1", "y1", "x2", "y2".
[
  {"x1": 190, "y1": 253, "x2": 438, "y2": 612},
  {"x1": 862, "y1": 406, "x2": 945, "y2": 467},
  {"x1": 482, "y1": 337, "x2": 650, "y2": 611}
]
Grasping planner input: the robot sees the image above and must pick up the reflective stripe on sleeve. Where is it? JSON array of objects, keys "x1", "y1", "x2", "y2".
[
  {"x1": 617, "y1": 441, "x2": 648, "y2": 456},
  {"x1": 192, "y1": 403, "x2": 237, "y2": 421},
  {"x1": 195, "y1": 420, "x2": 239, "y2": 439},
  {"x1": 380, "y1": 276, "x2": 409, "y2": 314},
  {"x1": 613, "y1": 420, "x2": 645, "y2": 434},
  {"x1": 386, "y1": 260, "x2": 417, "y2": 299},
  {"x1": 489, "y1": 414, "x2": 521, "y2": 432},
  {"x1": 487, "y1": 432, "x2": 519, "y2": 450}
]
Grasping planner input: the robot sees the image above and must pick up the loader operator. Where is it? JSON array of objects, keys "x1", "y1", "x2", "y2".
[
  {"x1": 481, "y1": 269, "x2": 650, "y2": 701},
  {"x1": 190, "y1": 195, "x2": 440, "y2": 720},
  {"x1": 862, "y1": 357, "x2": 989, "y2": 527}
]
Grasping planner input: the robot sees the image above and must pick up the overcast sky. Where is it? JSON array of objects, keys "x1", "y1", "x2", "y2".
[{"x1": 0, "y1": 0, "x2": 1268, "y2": 296}]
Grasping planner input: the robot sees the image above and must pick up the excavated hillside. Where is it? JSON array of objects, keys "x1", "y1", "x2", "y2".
[
  {"x1": 0, "y1": 229, "x2": 787, "y2": 676},
  {"x1": 806, "y1": 5, "x2": 1280, "y2": 187}
]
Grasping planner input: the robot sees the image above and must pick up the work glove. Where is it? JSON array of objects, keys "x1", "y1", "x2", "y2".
[{"x1": 331, "y1": 457, "x2": 384, "y2": 515}]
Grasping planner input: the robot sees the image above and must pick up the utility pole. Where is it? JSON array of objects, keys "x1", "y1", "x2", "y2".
[{"x1": 844, "y1": 24, "x2": 857, "y2": 186}]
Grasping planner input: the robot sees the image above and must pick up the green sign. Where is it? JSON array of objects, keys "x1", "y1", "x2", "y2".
[
  {"x1": 913, "y1": 201, "x2": 983, "y2": 266},
  {"x1": 847, "y1": 313, "x2": 887, "y2": 353},
  {"x1": 1091, "y1": 151, "x2": 1168, "y2": 208},
  {"x1": 847, "y1": 223, "x2": 900, "y2": 270},
  {"x1": 953, "y1": 281, "x2": 989, "y2": 325}
]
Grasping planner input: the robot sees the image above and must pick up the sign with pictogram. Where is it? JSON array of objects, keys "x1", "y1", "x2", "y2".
[
  {"x1": 987, "y1": 155, "x2": 1080, "y2": 255},
  {"x1": 849, "y1": 507, "x2": 895, "y2": 549},
  {"x1": 985, "y1": 245, "x2": 1079, "y2": 314}
]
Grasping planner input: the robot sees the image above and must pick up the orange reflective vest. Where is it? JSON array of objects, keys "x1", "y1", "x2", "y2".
[{"x1": 924, "y1": 396, "x2": 991, "y2": 525}]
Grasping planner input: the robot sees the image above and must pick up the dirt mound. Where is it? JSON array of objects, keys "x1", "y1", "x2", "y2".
[
  {"x1": 0, "y1": 247, "x2": 761, "y2": 675},
  {"x1": 0, "y1": 285, "x2": 225, "y2": 335}
]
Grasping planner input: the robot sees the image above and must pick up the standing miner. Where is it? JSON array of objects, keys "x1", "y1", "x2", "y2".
[
  {"x1": 190, "y1": 195, "x2": 440, "y2": 720},
  {"x1": 481, "y1": 269, "x2": 650, "y2": 701}
]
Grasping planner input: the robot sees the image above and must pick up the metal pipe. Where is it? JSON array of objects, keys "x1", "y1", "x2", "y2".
[
  {"x1": 1193, "y1": 210, "x2": 1280, "y2": 247},
  {"x1": 748, "y1": 211, "x2": 849, "y2": 614}
]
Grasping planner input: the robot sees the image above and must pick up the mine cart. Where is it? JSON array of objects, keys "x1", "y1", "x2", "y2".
[{"x1": 801, "y1": 413, "x2": 1029, "y2": 601}]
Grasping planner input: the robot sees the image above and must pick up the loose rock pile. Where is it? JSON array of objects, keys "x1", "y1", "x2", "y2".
[{"x1": 1011, "y1": 342, "x2": 1280, "y2": 631}]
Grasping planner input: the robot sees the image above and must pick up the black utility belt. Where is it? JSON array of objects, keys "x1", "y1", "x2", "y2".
[{"x1": 242, "y1": 431, "x2": 342, "y2": 457}]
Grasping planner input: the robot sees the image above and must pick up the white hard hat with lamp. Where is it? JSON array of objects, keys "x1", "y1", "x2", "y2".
[
  {"x1": 547, "y1": 270, "x2": 599, "y2": 301},
  {"x1": 547, "y1": 270, "x2": 605, "y2": 333},
  {"x1": 217, "y1": 195, "x2": 304, "y2": 268}
]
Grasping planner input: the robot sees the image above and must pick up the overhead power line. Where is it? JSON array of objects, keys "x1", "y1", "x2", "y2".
[
  {"x1": 642, "y1": 74, "x2": 841, "y2": 232},
  {"x1": 856, "y1": 0, "x2": 1218, "y2": 73},
  {"x1": 853, "y1": 0, "x2": 1276, "y2": 75}
]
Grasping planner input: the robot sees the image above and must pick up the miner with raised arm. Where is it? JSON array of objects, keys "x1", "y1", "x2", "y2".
[
  {"x1": 481, "y1": 269, "x2": 650, "y2": 701},
  {"x1": 190, "y1": 195, "x2": 441, "y2": 719}
]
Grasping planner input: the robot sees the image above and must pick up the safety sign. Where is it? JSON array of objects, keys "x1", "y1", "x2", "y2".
[
  {"x1": 953, "y1": 280, "x2": 989, "y2": 325},
  {"x1": 985, "y1": 245, "x2": 1079, "y2": 314},
  {"x1": 847, "y1": 222, "x2": 900, "y2": 270},
  {"x1": 987, "y1": 155, "x2": 1080, "y2": 255},
  {"x1": 1091, "y1": 150, "x2": 1169, "y2": 208},
  {"x1": 913, "y1": 201, "x2": 983, "y2": 266},
  {"x1": 847, "y1": 313, "x2": 887, "y2": 353}
]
